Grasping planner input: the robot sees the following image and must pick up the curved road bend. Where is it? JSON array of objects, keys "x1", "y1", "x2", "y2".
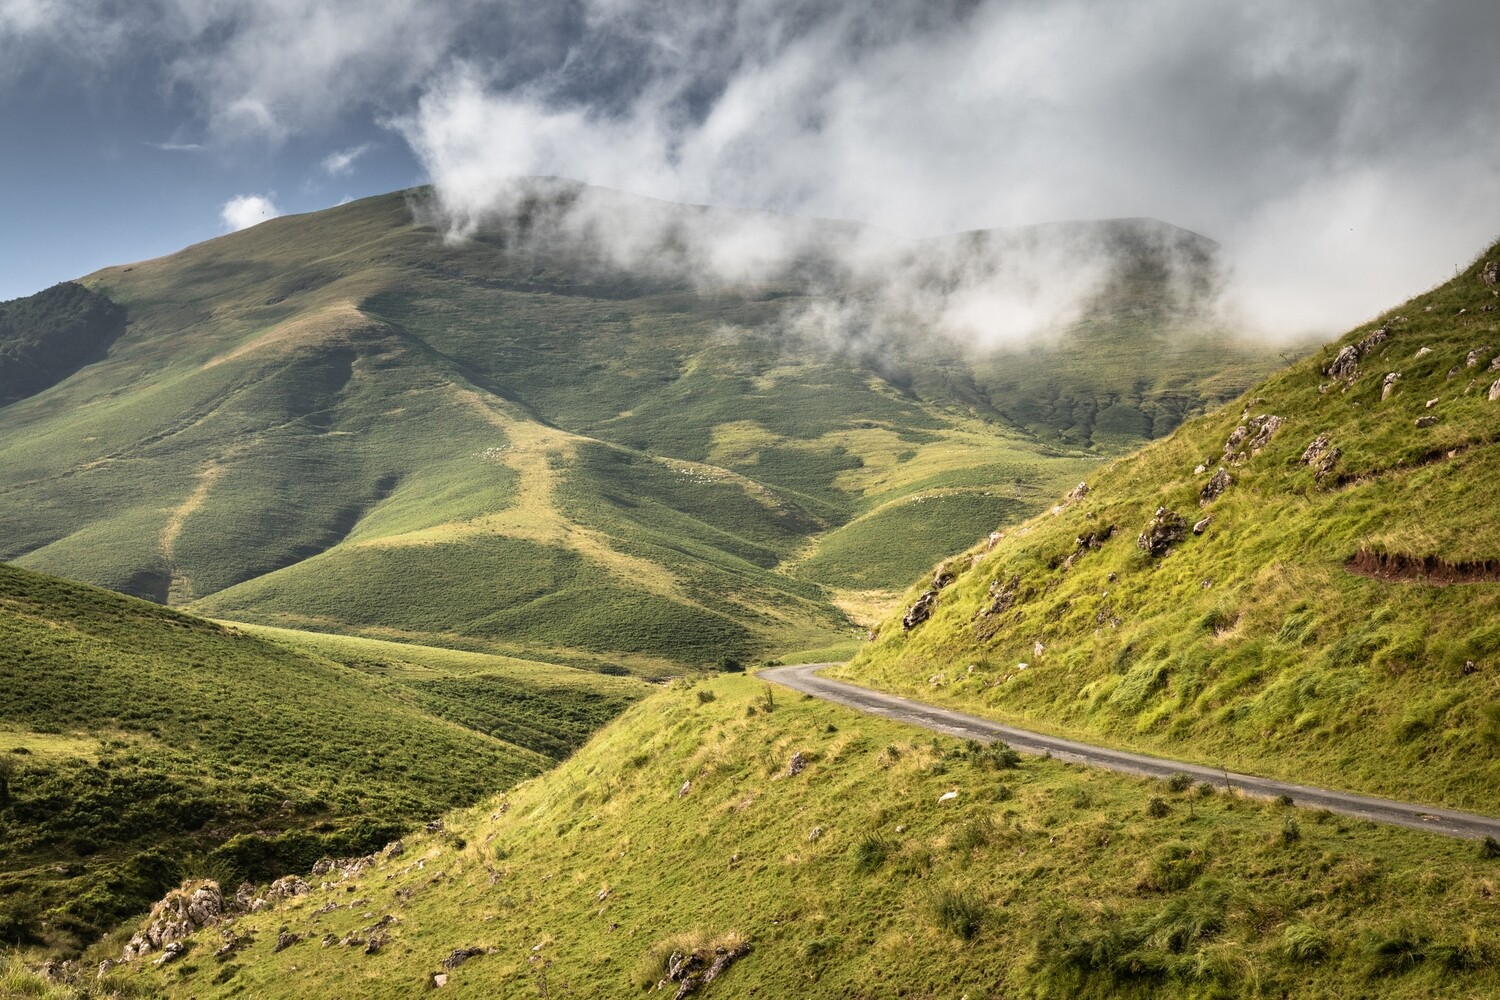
[{"x1": 761, "y1": 663, "x2": 1500, "y2": 842}]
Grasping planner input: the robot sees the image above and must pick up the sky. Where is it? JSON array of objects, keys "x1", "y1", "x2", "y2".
[{"x1": 3, "y1": 0, "x2": 1500, "y2": 337}]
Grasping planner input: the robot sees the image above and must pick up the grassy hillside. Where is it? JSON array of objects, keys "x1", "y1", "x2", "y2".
[
  {"x1": 838, "y1": 241, "x2": 1500, "y2": 812},
  {"x1": 0, "y1": 282, "x2": 126, "y2": 408},
  {"x1": 0, "y1": 564, "x2": 642, "y2": 954},
  {"x1": 84, "y1": 675, "x2": 1500, "y2": 999},
  {"x1": 0, "y1": 183, "x2": 1278, "y2": 665}
]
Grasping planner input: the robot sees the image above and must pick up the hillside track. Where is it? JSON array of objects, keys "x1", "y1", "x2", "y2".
[{"x1": 762, "y1": 663, "x2": 1500, "y2": 841}]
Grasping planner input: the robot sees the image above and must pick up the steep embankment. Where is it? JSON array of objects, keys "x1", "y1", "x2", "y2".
[
  {"x1": 91, "y1": 675, "x2": 1500, "y2": 999},
  {"x1": 0, "y1": 564, "x2": 642, "y2": 954},
  {"x1": 0, "y1": 184, "x2": 1278, "y2": 667},
  {"x1": 839, "y1": 246, "x2": 1500, "y2": 812}
]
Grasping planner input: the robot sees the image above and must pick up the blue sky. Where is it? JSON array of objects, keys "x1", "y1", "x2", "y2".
[{"x1": 3, "y1": 0, "x2": 1499, "y2": 335}]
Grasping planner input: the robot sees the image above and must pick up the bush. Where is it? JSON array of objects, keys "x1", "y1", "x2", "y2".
[
  {"x1": 932, "y1": 889, "x2": 987, "y2": 940},
  {"x1": 695, "y1": 689, "x2": 717, "y2": 704},
  {"x1": 1146, "y1": 796, "x2": 1170, "y2": 818},
  {"x1": 1481, "y1": 836, "x2": 1500, "y2": 860},
  {"x1": 716, "y1": 657, "x2": 745, "y2": 673},
  {"x1": 1166, "y1": 773, "x2": 1192, "y2": 793},
  {"x1": 1280, "y1": 817, "x2": 1301, "y2": 844}
]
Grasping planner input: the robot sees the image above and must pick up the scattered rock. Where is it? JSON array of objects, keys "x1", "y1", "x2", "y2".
[
  {"x1": 1427, "y1": 398, "x2": 1439, "y2": 408},
  {"x1": 1137, "y1": 507, "x2": 1187, "y2": 557},
  {"x1": 1468, "y1": 347, "x2": 1491, "y2": 368},
  {"x1": 1199, "y1": 467, "x2": 1232, "y2": 505},
  {"x1": 938, "y1": 790, "x2": 959, "y2": 803},
  {"x1": 1484, "y1": 260, "x2": 1499, "y2": 289},
  {"x1": 1448, "y1": 366, "x2": 1462, "y2": 380},
  {"x1": 902, "y1": 589, "x2": 940, "y2": 631},
  {"x1": 1357, "y1": 327, "x2": 1389, "y2": 355},
  {"x1": 980, "y1": 573, "x2": 1022, "y2": 617},
  {"x1": 678, "y1": 780, "x2": 692, "y2": 799},
  {"x1": 1065, "y1": 481, "x2": 1090, "y2": 503},
  {"x1": 1193, "y1": 463, "x2": 1207, "y2": 475},
  {"x1": 440, "y1": 947, "x2": 485, "y2": 971},
  {"x1": 311, "y1": 857, "x2": 334, "y2": 877},
  {"x1": 433, "y1": 973, "x2": 449, "y2": 988},
  {"x1": 1300, "y1": 435, "x2": 1341, "y2": 481},
  {"x1": 1415, "y1": 346, "x2": 1432, "y2": 359},
  {"x1": 381, "y1": 839, "x2": 405, "y2": 859},
  {"x1": 985, "y1": 531, "x2": 1004, "y2": 551},
  {"x1": 1246, "y1": 414, "x2": 1283, "y2": 452},
  {"x1": 152, "y1": 942, "x2": 185, "y2": 966},
  {"x1": 1192, "y1": 516, "x2": 1212, "y2": 535},
  {"x1": 807, "y1": 826, "x2": 823, "y2": 842},
  {"x1": 1382, "y1": 372, "x2": 1401, "y2": 400},
  {"x1": 425, "y1": 819, "x2": 446, "y2": 834},
  {"x1": 273, "y1": 931, "x2": 302, "y2": 954},
  {"x1": 364, "y1": 934, "x2": 385, "y2": 955},
  {"x1": 1464, "y1": 660, "x2": 1479, "y2": 675},
  {"x1": 1033, "y1": 640, "x2": 1045, "y2": 658},
  {"x1": 1325, "y1": 344, "x2": 1359, "y2": 382},
  {"x1": 786, "y1": 751, "x2": 808, "y2": 777},
  {"x1": 1490, "y1": 379, "x2": 1500, "y2": 403},
  {"x1": 1415, "y1": 414, "x2": 1439, "y2": 428}
]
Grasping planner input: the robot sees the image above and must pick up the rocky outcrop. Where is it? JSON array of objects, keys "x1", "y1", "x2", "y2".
[
  {"x1": 1137, "y1": 507, "x2": 1187, "y2": 557},
  {"x1": 1381, "y1": 372, "x2": 1401, "y2": 400},
  {"x1": 1326, "y1": 344, "x2": 1359, "y2": 382},
  {"x1": 980, "y1": 573, "x2": 1022, "y2": 617},
  {"x1": 1223, "y1": 415, "x2": 1282, "y2": 463},
  {"x1": 1490, "y1": 379, "x2": 1500, "y2": 403},
  {"x1": 121, "y1": 880, "x2": 224, "y2": 962},
  {"x1": 1064, "y1": 481, "x2": 1090, "y2": 503},
  {"x1": 1192, "y1": 516, "x2": 1212, "y2": 535},
  {"x1": 664, "y1": 942, "x2": 751, "y2": 999},
  {"x1": 1199, "y1": 467, "x2": 1231, "y2": 505},
  {"x1": 1482, "y1": 260, "x2": 1498, "y2": 289},
  {"x1": 440, "y1": 947, "x2": 486, "y2": 971},
  {"x1": 1300, "y1": 435, "x2": 1341, "y2": 481},
  {"x1": 1468, "y1": 346, "x2": 1491, "y2": 368},
  {"x1": 786, "y1": 751, "x2": 808, "y2": 777},
  {"x1": 901, "y1": 590, "x2": 939, "y2": 631}
]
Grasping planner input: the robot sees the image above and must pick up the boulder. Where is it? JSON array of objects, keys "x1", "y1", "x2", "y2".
[
  {"x1": 1483, "y1": 260, "x2": 1499, "y2": 289},
  {"x1": 152, "y1": 942, "x2": 185, "y2": 967},
  {"x1": 1381, "y1": 372, "x2": 1401, "y2": 400},
  {"x1": 1325, "y1": 344, "x2": 1359, "y2": 381},
  {"x1": 1415, "y1": 346, "x2": 1432, "y2": 358},
  {"x1": 1490, "y1": 379, "x2": 1500, "y2": 403},
  {"x1": 440, "y1": 947, "x2": 485, "y2": 971},
  {"x1": 1357, "y1": 327, "x2": 1389, "y2": 355},
  {"x1": 901, "y1": 589, "x2": 939, "y2": 631},
  {"x1": 1468, "y1": 346, "x2": 1491, "y2": 368},
  {"x1": 1199, "y1": 468, "x2": 1231, "y2": 505},
  {"x1": 1415, "y1": 414, "x2": 1439, "y2": 428},
  {"x1": 786, "y1": 751, "x2": 808, "y2": 777},
  {"x1": 1065, "y1": 481, "x2": 1090, "y2": 503},
  {"x1": 273, "y1": 931, "x2": 302, "y2": 953},
  {"x1": 266, "y1": 876, "x2": 310, "y2": 902},
  {"x1": 1136, "y1": 507, "x2": 1187, "y2": 557},
  {"x1": 1192, "y1": 516, "x2": 1212, "y2": 535}
]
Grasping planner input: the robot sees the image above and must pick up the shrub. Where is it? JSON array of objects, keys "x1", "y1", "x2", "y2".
[
  {"x1": 1146, "y1": 796, "x2": 1170, "y2": 818},
  {"x1": 1481, "y1": 836, "x2": 1500, "y2": 860},
  {"x1": 1166, "y1": 773, "x2": 1192, "y2": 793},
  {"x1": 1280, "y1": 818, "x2": 1301, "y2": 844},
  {"x1": 1144, "y1": 843, "x2": 1204, "y2": 892},
  {"x1": 695, "y1": 689, "x2": 717, "y2": 704},
  {"x1": 716, "y1": 657, "x2": 745, "y2": 673},
  {"x1": 1360, "y1": 925, "x2": 1431, "y2": 976},
  {"x1": 932, "y1": 889, "x2": 987, "y2": 940}
]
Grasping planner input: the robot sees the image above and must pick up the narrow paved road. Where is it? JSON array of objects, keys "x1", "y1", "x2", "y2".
[{"x1": 761, "y1": 663, "x2": 1500, "y2": 841}]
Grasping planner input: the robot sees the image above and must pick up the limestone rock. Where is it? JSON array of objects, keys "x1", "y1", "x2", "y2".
[
  {"x1": 1468, "y1": 346, "x2": 1491, "y2": 368},
  {"x1": 1064, "y1": 481, "x2": 1090, "y2": 503},
  {"x1": 1300, "y1": 435, "x2": 1341, "y2": 481},
  {"x1": 1137, "y1": 507, "x2": 1187, "y2": 557},
  {"x1": 1325, "y1": 344, "x2": 1359, "y2": 381},
  {"x1": 1415, "y1": 414, "x2": 1439, "y2": 428},
  {"x1": 1483, "y1": 260, "x2": 1499, "y2": 288},
  {"x1": 266, "y1": 876, "x2": 310, "y2": 902},
  {"x1": 441, "y1": 947, "x2": 485, "y2": 971},
  {"x1": 1382, "y1": 372, "x2": 1401, "y2": 400},
  {"x1": 1489, "y1": 379, "x2": 1500, "y2": 402},
  {"x1": 786, "y1": 750, "x2": 808, "y2": 777},
  {"x1": 1193, "y1": 516, "x2": 1212, "y2": 535},
  {"x1": 1199, "y1": 467, "x2": 1231, "y2": 505},
  {"x1": 902, "y1": 589, "x2": 939, "y2": 631}
]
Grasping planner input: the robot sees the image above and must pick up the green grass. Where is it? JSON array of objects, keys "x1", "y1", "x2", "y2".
[
  {"x1": 0, "y1": 187, "x2": 1280, "y2": 667},
  {"x1": 840, "y1": 237, "x2": 1500, "y2": 813},
  {"x1": 0, "y1": 563, "x2": 644, "y2": 955},
  {"x1": 88, "y1": 674, "x2": 1500, "y2": 999}
]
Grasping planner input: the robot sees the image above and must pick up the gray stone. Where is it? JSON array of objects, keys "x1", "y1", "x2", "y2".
[
  {"x1": 1137, "y1": 507, "x2": 1187, "y2": 557},
  {"x1": 1199, "y1": 467, "x2": 1232, "y2": 505}
]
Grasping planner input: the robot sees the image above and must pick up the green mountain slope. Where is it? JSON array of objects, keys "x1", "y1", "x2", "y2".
[
  {"x1": 839, "y1": 241, "x2": 1500, "y2": 811},
  {"x1": 0, "y1": 282, "x2": 125, "y2": 408},
  {"x1": 0, "y1": 183, "x2": 1278, "y2": 665},
  {"x1": 90, "y1": 675, "x2": 1500, "y2": 999},
  {"x1": 0, "y1": 564, "x2": 642, "y2": 953}
]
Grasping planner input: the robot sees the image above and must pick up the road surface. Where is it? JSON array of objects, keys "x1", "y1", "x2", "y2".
[{"x1": 761, "y1": 662, "x2": 1500, "y2": 841}]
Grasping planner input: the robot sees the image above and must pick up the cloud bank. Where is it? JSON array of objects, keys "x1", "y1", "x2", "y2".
[{"x1": 7, "y1": 0, "x2": 1500, "y2": 339}]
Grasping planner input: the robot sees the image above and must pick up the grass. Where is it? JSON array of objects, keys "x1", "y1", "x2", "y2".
[
  {"x1": 839, "y1": 235, "x2": 1500, "y2": 813},
  {"x1": 0, "y1": 563, "x2": 644, "y2": 956},
  {"x1": 80, "y1": 674, "x2": 1500, "y2": 999},
  {"x1": 0, "y1": 186, "x2": 1280, "y2": 667}
]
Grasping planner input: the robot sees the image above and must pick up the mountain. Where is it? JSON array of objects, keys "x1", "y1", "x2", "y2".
[
  {"x1": 0, "y1": 182, "x2": 1280, "y2": 667},
  {"x1": 77, "y1": 674, "x2": 1500, "y2": 998},
  {"x1": 840, "y1": 242, "x2": 1500, "y2": 812},
  {"x1": 0, "y1": 563, "x2": 642, "y2": 953}
]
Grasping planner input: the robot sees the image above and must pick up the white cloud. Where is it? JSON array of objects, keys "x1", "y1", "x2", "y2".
[
  {"x1": 220, "y1": 193, "x2": 282, "y2": 231},
  {"x1": 145, "y1": 140, "x2": 203, "y2": 152},
  {"x1": 321, "y1": 142, "x2": 371, "y2": 176}
]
